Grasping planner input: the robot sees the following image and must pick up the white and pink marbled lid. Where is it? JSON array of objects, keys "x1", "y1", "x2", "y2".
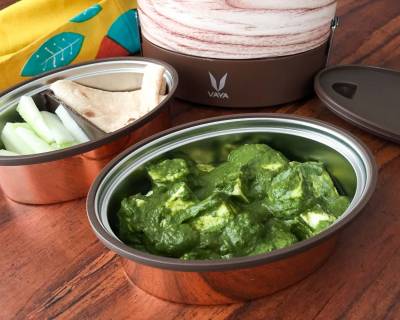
[{"x1": 138, "y1": 0, "x2": 337, "y2": 59}]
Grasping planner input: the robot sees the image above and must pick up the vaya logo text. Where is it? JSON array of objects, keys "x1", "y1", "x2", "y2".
[{"x1": 208, "y1": 72, "x2": 229, "y2": 99}]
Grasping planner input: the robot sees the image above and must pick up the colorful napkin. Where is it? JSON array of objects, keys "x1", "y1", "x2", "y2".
[{"x1": 0, "y1": 0, "x2": 139, "y2": 91}]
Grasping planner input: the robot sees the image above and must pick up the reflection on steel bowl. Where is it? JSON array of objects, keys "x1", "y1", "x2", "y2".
[
  {"x1": 0, "y1": 58, "x2": 178, "y2": 204},
  {"x1": 87, "y1": 114, "x2": 377, "y2": 305}
]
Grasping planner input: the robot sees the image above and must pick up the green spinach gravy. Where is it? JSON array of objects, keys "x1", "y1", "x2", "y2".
[{"x1": 117, "y1": 144, "x2": 350, "y2": 260}]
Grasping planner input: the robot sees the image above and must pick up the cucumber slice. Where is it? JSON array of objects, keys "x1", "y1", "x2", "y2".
[
  {"x1": 55, "y1": 105, "x2": 89, "y2": 143},
  {"x1": 1, "y1": 123, "x2": 35, "y2": 154},
  {"x1": 50, "y1": 141, "x2": 76, "y2": 149},
  {"x1": 41, "y1": 111, "x2": 76, "y2": 146},
  {"x1": 14, "y1": 125, "x2": 53, "y2": 153},
  {"x1": 0, "y1": 149, "x2": 19, "y2": 156},
  {"x1": 17, "y1": 96, "x2": 54, "y2": 143}
]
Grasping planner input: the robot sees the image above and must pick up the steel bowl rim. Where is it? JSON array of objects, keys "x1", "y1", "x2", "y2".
[
  {"x1": 0, "y1": 57, "x2": 178, "y2": 166},
  {"x1": 87, "y1": 113, "x2": 377, "y2": 272}
]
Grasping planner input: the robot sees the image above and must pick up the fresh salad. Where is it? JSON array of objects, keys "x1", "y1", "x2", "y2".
[
  {"x1": 0, "y1": 64, "x2": 167, "y2": 156},
  {"x1": 0, "y1": 96, "x2": 89, "y2": 156}
]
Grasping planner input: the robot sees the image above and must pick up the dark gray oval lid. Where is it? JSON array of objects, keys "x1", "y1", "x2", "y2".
[{"x1": 315, "y1": 65, "x2": 400, "y2": 143}]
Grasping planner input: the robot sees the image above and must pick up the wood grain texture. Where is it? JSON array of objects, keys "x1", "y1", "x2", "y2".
[
  {"x1": 138, "y1": 0, "x2": 336, "y2": 59},
  {"x1": 0, "y1": 0, "x2": 400, "y2": 319}
]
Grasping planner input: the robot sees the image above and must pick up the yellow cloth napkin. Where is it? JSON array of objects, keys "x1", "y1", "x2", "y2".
[{"x1": 0, "y1": 0, "x2": 139, "y2": 91}]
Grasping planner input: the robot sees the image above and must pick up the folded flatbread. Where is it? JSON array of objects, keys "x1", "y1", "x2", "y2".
[
  {"x1": 50, "y1": 65, "x2": 166, "y2": 133},
  {"x1": 140, "y1": 64, "x2": 166, "y2": 113}
]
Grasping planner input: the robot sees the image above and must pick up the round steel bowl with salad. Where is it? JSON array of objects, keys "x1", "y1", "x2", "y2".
[
  {"x1": 88, "y1": 115, "x2": 377, "y2": 304},
  {"x1": 0, "y1": 58, "x2": 178, "y2": 204}
]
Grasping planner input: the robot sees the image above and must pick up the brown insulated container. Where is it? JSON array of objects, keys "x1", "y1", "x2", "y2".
[{"x1": 138, "y1": 0, "x2": 338, "y2": 107}]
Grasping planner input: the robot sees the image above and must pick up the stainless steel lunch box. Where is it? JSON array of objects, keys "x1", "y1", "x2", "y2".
[
  {"x1": 0, "y1": 58, "x2": 178, "y2": 204},
  {"x1": 87, "y1": 114, "x2": 377, "y2": 304}
]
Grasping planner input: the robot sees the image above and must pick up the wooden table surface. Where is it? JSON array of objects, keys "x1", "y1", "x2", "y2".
[{"x1": 1, "y1": 1, "x2": 400, "y2": 319}]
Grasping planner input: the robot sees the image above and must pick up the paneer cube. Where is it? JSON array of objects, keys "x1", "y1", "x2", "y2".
[{"x1": 147, "y1": 158, "x2": 189, "y2": 185}]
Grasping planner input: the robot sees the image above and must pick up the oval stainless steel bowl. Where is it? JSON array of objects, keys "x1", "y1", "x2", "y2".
[
  {"x1": 0, "y1": 58, "x2": 178, "y2": 204},
  {"x1": 87, "y1": 114, "x2": 377, "y2": 304}
]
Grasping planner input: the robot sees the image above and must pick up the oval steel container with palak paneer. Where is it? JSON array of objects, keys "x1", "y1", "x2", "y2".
[
  {"x1": 0, "y1": 58, "x2": 178, "y2": 204},
  {"x1": 87, "y1": 114, "x2": 377, "y2": 305}
]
